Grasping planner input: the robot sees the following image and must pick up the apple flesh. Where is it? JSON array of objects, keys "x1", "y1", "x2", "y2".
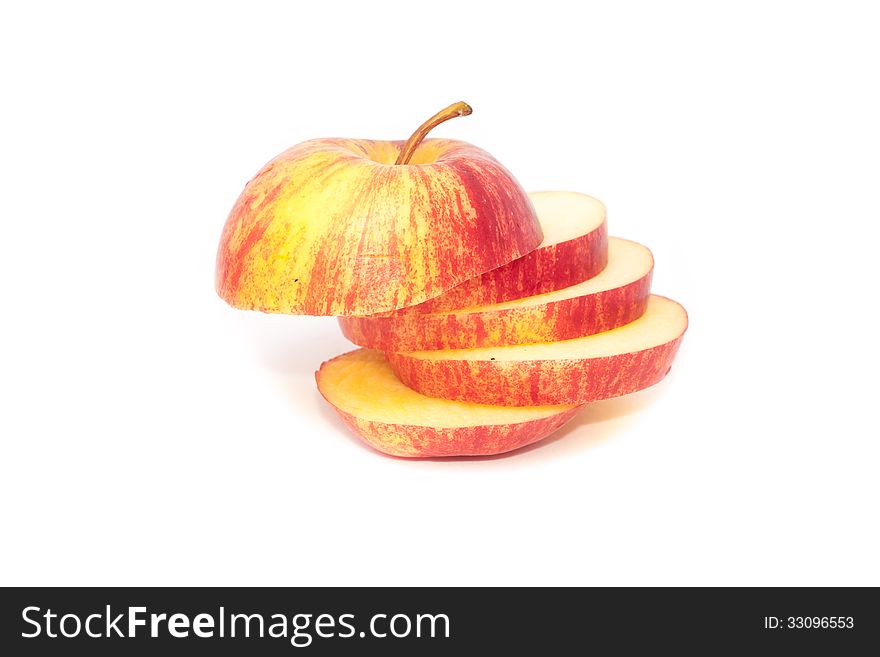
[
  {"x1": 215, "y1": 138, "x2": 542, "y2": 316},
  {"x1": 317, "y1": 349, "x2": 580, "y2": 457},
  {"x1": 387, "y1": 295, "x2": 687, "y2": 406},
  {"x1": 338, "y1": 237, "x2": 653, "y2": 351},
  {"x1": 409, "y1": 191, "x2": 608, "y2": 313}
]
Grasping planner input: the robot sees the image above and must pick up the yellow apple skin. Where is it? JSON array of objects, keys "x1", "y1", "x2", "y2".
[{"x1": 216, "y1": 138, "x2": 542, "y2": 316}]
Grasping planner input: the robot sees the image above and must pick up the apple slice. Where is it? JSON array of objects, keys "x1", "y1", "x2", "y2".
[
  {"x1": 316, "y1": 349, "x2": 580, "y2": 458},
  {"x1": 387, "y1": 295, "x2": 687, "y2": 406},
  {"x1": 338, "y1": 237, "x2": 653, "y2": 351},
  {"x1": 410, "y1": 191, "x2": 608, "y2": 313}
]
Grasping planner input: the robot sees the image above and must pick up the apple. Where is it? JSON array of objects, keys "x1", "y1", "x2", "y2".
[
  {"x1": 316, "y1": 349, "x2": 580, "y2": 458},
  {"x1": 408, "y1": 190, "x2": 609, "y2": 313},
  {"x1": 387, "y1": 295, "x2": 687, "y2": 406},
  {"x1": 338, "y1": 237, "x2": 653, "y2": 351},
  {"x1": 215, "y1": 102, "x2": 543, "y2": 316}
]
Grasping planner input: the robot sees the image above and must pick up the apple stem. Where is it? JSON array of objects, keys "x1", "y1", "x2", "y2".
[{"x1": 394, "y1": 101, "x2": 473, "y2": 165}]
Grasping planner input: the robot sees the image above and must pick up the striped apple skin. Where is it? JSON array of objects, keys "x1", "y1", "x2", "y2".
[
  {"x1": 216, "y1": 138, "x2": 542, "y2": 316},
  {"x1": 411, "y1": 219, "x2": 608, "y2": 313},
  {"x1": 386, "y1": 295, "x2": 688, "y2": 406},
  {"x1": 388, "y1": 339, "x2": 684, "y2": 406},
  {"x1": 327, "y1": 406, "x2": 580, "y2": 458},
  {"x1": 410, "y1": 191, "x2": 609, "y2": 313},
  {"x1": 338, "y1": 267, "x2": 652, "y2": 351}
]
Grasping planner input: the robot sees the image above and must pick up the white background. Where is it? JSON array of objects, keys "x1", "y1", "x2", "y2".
[{"x1": 2, "y1": 1, "x2": 878, "y2": 586}]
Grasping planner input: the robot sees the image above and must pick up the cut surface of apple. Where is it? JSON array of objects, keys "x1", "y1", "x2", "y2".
[
  {"x1": 408, "y1": 191, "x2": 608, "y2": 313},
  {"x1": 338, "y1": 237, "x2": 653, "y2": 351},
  {"x1": 316, "y1": 349, "x2": 580, "y2": 457},
  {"x1": 387, "y1": 295, "x2": 688, "y2": 406}
]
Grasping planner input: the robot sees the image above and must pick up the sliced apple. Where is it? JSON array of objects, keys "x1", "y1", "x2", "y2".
[
  {"x1": 410, "y1": 191, "x2": 608, "y2": 313},
  {"x1": 316, "y1": 349, "x2": 580, "y2": 457},
  {"x1": 339, "y1": 237, "x2": 653, "y2": 351},
  {"x1": 387, "y1": 295, "x2": 687, "y2": 406}
]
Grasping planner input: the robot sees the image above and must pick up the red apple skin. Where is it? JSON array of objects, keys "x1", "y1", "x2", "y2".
[
  {"x1": 337, "y1": 270, "x2": 652, "y2": 351},
  {"x1": 410, "y1": 219, "x2": 609, "y2": 313},
  {"x1": 325, "y1": 404, "x2": 580, "y2": 458},
  {"x1": 387, "y1": 337, "x2": 685, "y2": 406},
  {"x1": 216, "y1": 138, "x2": 542, "y2": 316}
]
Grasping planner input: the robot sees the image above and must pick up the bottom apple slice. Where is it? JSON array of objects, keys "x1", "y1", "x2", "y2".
[
  {"x1": 388, "y1": 295, "x2": 688, "y2": 406},
  {"x1": 316, "y1": 349, "x2": 580, "y2": 458}
]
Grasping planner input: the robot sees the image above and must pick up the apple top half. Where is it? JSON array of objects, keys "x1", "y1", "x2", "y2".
[{"x1": 215, "y1": 138, "x2": 543, "y2": 316}]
